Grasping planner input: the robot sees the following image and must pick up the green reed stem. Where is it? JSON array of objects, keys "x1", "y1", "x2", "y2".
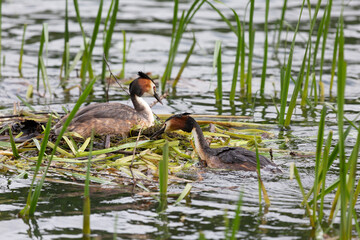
[
  {"x1": 319, "y1": 130, "x2": 332, "y2": 221},
  {"x1": 19, "y1": 116, "x2": 52, "y2": 217},
  {"x1": 229, "y1": 9, "x2": 241, "y2": 102},
  {"x1": 18, "y1": 24, "x2": 27, "y2": 78},
  {"x1": 284, "y1": 43, "x2": 308, "y2": 127},
  {"x1": 255, "y1": 137, "x2": 261, "y2": 205},
  {"x1": 214, "y1": 41, "x2": 222, "y2": 104},
  {"x1": 260, "y1": 0, "x2": 269, "y2": 96},
  {"x1": 278, "y1": 0, "x2": 305, "y2": 127},
  {"x1": 276, "y1": 0, "x2": 288, "y2": 50},
  {"x1": 240, "y1": 29, "x2": 245, "y2": 95},
  {"x1": 246, "y1": 0, "x2": 255, "y2": 102},
  {"x1": 161, "y1": 0, "x2": 204, "y2": 92},
  {"x1": 229, "y1": 193, "x2": 243, "y2": 240},
  {"x1": 300, "y1": 46, "x2": 312, "y2": 107},
  {"x1": 21, "y1": 77, "x2": 97, "y2": 217},
  {"x1": 8, "y1": 127, "x2": 20, "y2": 159},
  {"x1": 337, "y1": 3, "x2": 347, "y2": 237},
  {"x1": 101, "y1": 0, "x2": 118, "y2": 85},
  {"x1": 120, "y1": 30, "x2": 126, "y2": 79},
  {"x1": 61, "y1": 0, "x2": 69, "y2": 84},
  {"x1": 173, "y1": 35, "x2": 196, "y2": 89},
  {"x1": 313, "y1": 105, "x2": 326, "y2": 224},
  {"x1": 83, "y1": 131, "x2": 94, "y2": 238},
  {"x1": 330, "y1": 24, "x2": 339, "y2": 97},
  {"x1": 319, "y1": 0, "x2": 332, "y2": 84},
  {"x1": 36, "y1": 24, "x2": 48, "y2": 92}
]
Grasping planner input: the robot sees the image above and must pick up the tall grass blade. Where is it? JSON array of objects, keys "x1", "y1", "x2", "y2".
[
  {"x1": 278, "y1": 0, "x2": 305, "y2": 127},
  {"x1": 319, "y1": 0, "x2": 333, "y2": 85},
  {"x1": 21, "y1": 77, "x2": 98, "y2": 216},
  {"x1": 215, "y1": 41, "x2": 222, "y2": 105},
  {"x1": 101, "y1": 0, "x2": 119, "y2": 84},
  {"x1": 18, "y1": 24, "x2": 27, "y2": 78},
  {"x1": 313, "y1": 105, "x2": 326, "y2": 224},
  {"x1": 329, "y1": 23, "x2": 339, "y2": 97},
  {"x1": 161, "y1": 0, "x2": 204, "y2": 92},
  {"x1": 260, "y1": 0, "x2": 270, "y2": 96},
  {"x1": 8, "y1": 127, "x2": 20, "y2": 159},
  {"x1": 39, "y1": 56, "x2": 51, "y2": 95},
  {"x1": 19, "y1": 116, "x2": 52, "y2": 217},
  {"x1": 229, "y1": 9, "x2": 241, "y2": 102},
  {"x1": 229, "y1": 193, "x2": 243, "y2": 240},
  {"x1": 284, "y1": 43, "x2": 309, "y2": 127},
  {"x1": 240, "y1": 29, "x2": 245, "y2": 95},
  {"x1": 174, "y1": 183, "x2": 192, "y2": 205},
  {"x1": 276, "y1": 0, "x2": 288, "y2": 50},
  {"x1": 61, "y1": 0, "x2": 69, "y2": 84},
  {"x1": 246, "y1": 0, "x2": 255, "y2": 102},
  {"x1": 319, "y1": 130, "x2": 332, "y2": 220},
  {"x1": 158, "y1": 141, "x2": 169, "y2": 212},
  {"x1": 119, "y1": 30, "x2": 126, "y2": 79},
  {"x1": 86, "y1": 0, "x2": 103, "y2": 81},
  {"x1": 173, "y1": 35, "x2": 196, "y2": 89},
  {"x1": 83, "y1": 131, "x2": 94, "y2": 238},
  {"x1": 36, "y1": 24, "x2": 48, "y2": 92}
]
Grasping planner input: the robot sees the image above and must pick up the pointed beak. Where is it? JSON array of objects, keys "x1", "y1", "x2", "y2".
[
  {"x1": 154, "y1": 92, "x2": 163, "y2": 105},
  {"x1": 151, "y1": 125, "x2": 166, "y2": 139}
]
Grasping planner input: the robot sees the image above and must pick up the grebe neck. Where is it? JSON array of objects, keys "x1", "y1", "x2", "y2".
[
  {"x1": 191, "y1": 122, "x2": 211, "y2": 160},
  {"x1": 131, "y1": 94, "x2": 154, "y2": 125}
]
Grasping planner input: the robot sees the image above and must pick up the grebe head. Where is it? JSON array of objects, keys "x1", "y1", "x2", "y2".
[
  {"x1": 152, "y1": 113, "x2": 195, "y2": 138},
  {"x1": 130, "y1": 72, "x2": 163, "y2": 104}
]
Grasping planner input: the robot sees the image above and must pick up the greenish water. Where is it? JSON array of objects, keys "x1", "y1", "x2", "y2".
[{"x1": 0, "y1": 0, "x2": 360, "y2": 239}]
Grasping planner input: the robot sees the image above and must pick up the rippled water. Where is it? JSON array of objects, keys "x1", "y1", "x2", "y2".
[{"x1": 0, "y1": 0, "x2": 360, "y2": 239}]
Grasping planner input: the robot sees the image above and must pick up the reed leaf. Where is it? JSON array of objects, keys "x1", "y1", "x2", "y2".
[
  {"x1": 313, "y1": 105, "x2": 326, "y2": 224},
  {"x1": 260, "y1": 0, "x2": 270, "y2": 96},
  {"x1": 278, "y1": 0, "x2": 305, "y2": 127},
  {"x1": 173, "y1": 34, "x2": 196, "y2": 89},
  {"x1": 229, "y1": 192, "x2": 243, "y2": 240},
  {"x1": 161, "y1": 0, "x2": 204, "y2": 92},
  {"x1": 8, "y1": 127, "x2": 20, "y2": 160},
  {"x1": 174, "y1": 183, "x2": 192, "y2": 205},
  {"x1": 101, "y1": 0, "x2": 118, "y2": 84},
  {"x1": 61, "y1": 0, "x2": 69, "y2": 83},
  {"x1": 329, "y1": 23, "x2": 339, "y2": 97},
  {"x1": 337, "y1": 3, "x2": 347, "y2": 238},
  {"x1": 22, "y1": 77, "x2": 97, "y2": 216},
  {"x1": 159, "y1": 141, "x2": 169, "y2": 196},
  {"x1": 19, "y1": 116, "x2": 52, "y2": 217},
  {"x1": 83, "y1": 131, "x2": 93, "y2": 238},
  {"x1": 214, "y1": 41, "x2": 222, "y2": 104},
  {"x1": 36, "y1": 24, "x2": 48, "y2": 92},
  {"x1": 276, "y1": 0, "x2": 288, "y2": 50},
  {"x1": 246, "y1": 0, "x2": 255, "y2": 102},
  {"x1": 18, "y1": 24, "x2": 27, "y2": 78},
  {"x1": 229, "y1": 8, "x2": 241, "y2": 102}
]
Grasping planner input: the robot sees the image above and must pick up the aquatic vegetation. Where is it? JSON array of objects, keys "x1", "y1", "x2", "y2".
[{"x1": 0, "y1": 0, "x2": 359, "y2": 238}]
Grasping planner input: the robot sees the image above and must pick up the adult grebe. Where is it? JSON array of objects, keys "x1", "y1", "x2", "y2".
[
  {"x1": 152, "y1": 113, "x2": 281, "y2": 172},
  {"x1": 54, "y1": 72, "x2": 163, "y2": 138}
]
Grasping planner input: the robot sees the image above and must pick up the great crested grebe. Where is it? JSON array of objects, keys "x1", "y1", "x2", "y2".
[
  {"x1": 54, "y1": 72, "x2": 163, "y2": 138},
  {"x1": 152, "y1": 113, "x2": 281, "y2": 172}
]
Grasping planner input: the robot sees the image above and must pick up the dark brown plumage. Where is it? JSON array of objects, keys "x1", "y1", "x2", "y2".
[
  {"x1": 54, "y1": 72, "x2": 162, "y2": 138},
  {"x1": 152, "y1": 113, "x2": 281, "y2": 172}
]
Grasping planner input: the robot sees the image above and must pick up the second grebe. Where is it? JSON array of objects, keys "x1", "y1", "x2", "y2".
[
  {"x1": 54, "y1": 72, "x2": 162, "y2": 138},
  {"x1": 152, "y1": 113, "x2": 281, "y2": 172}
]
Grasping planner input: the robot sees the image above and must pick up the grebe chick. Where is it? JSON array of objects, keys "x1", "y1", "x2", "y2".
[
  {"x1": 54, "y1": 72, "x2": 163, "y2": 138},
  {"x1": 153, "y1": 113, "x2": 281, "y2": 172}
]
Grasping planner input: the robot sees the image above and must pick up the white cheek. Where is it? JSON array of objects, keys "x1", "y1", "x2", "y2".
[{"x1": 144, "y1": 85, "x2": 155, "y2": 97}]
